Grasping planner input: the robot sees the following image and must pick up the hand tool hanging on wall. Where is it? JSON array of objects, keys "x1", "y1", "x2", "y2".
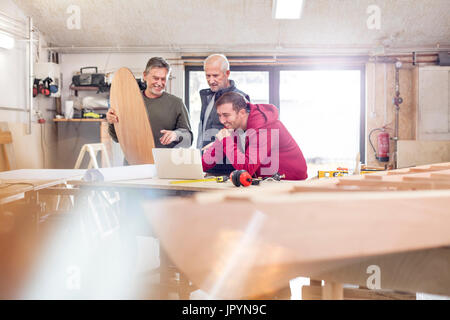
[
  {"x1": 49, "y1": 80, "x2": 59, "y2": 94},
  {"x1": 33, "y1": 78, "x2": 40, "y2": 97},
  {"x1": 40, "y1": 77, "x2": 52, "y2": 97}
]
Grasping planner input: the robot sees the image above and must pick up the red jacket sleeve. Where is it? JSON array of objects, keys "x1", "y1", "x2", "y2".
[
  {"x1": 201, "y1": 139, "x2": 223, "y2": 171},
  {"x1": 202, "y1": 130, "x2": 275, "y2": 176},
  {"x1": 224, "y1": 129, "x2": 274, "y2": 176}
]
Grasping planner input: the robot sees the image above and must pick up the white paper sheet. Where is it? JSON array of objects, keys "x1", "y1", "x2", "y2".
[
  {"x1": 83, "y1": 164, "x2": 157, "y2": 182},
  {"x1": 0, "y1": 169, "x2": 86, "y2": 180}
]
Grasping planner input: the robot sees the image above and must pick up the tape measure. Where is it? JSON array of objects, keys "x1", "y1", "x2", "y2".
[
  {"x1": 318, "y1": 169, "x2": 383, "y2": 178},
  {"x1": 169, "y1": 176, "x2": 229, "y2": 184}
]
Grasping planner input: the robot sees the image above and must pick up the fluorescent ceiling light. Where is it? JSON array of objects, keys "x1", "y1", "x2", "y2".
[
  {"x1": 273, "y1": 0, "x2": 304, "y2": 19},
  {"x1": 0, "y1": 33, "x2": 15, "y2": 49}
]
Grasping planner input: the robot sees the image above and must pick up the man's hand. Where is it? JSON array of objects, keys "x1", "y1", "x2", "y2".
[
  {"x1": 106, "y1": 108, "x2": 119, "y2": 124},
  {"x1": 160, "y1": 130, "x2": 177, "y2": 145},
  {"x1": 201, "y1": 141, "x2": 215, "y2": 151},
  {"x1": 215, "y1": 128, "x2": 233, "y2": 142},
  {"x1": 201, "y1": 128, "x2": 234, "y2": 151}
]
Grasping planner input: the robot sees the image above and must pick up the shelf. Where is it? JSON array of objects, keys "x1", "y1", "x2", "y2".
[
  {"x1": 70, "y1": 85, "x2": 101, "y2": 91},
  {"x1": 69, "y1": 84, "x2": 109, "y2": 96},
  {"x1": 53, "y1": 118, "x2": 107, "y2": 122}
]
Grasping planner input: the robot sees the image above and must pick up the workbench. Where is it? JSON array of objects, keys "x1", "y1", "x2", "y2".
[
  {"x1": 143, "y1": 162, "x2": 450, "y2": 300},
  {"x1": 0, "y1": 169, "x2": 86, "y2": 299},
  {"x1": 4, "y1": 165, "x2": 449, "y2": 300},
  {"x1": 1, "y1": 168, "x2": 272, "y2": 299},
  {"x1": 67, "y1": 175, "x2": 295, "y2": 299},
  {"x1": 0, "y1": 169, "x2": 85, "y2": 204}
]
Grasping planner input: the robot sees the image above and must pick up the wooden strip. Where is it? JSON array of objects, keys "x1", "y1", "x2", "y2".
[
  {"x1": 38, "y1": 187, "x2": 79, "y2": 196},
  {"x1": 100, "y1": 122, "x2": 113, "y2": 167},
  {"x1": 402, "y1": 176, "x2": 450, "y2": 183},
  {"x1": 302, "y1": 285, "x2": 416, "y2": 300},
  {"x1": 0, "y1": 179, "x2": 68, "y2": 191},
  {"x1": 369, "y1": 163, "x2": 450, "y2": 176},
  {"x1": 0, "y1": 183, "x2": 32, "y2": 204},
  {"x1": 0, "y1": 169, "x2": 85, "y2": 181},
  {"x1": 397, "y1": 140, "x2": 450, "y2": 168},
  {"x1": 322, "y1": 282, "x2": 344, "y2": 300},
  {"x1": 0, "y1": 131, "x2": 12, "y2": 144},
  {"x1": 431, "y1": 172, "x2": 450, "y2": 179},
  {"x1": 0, "y1": 131, "x2": 12, "y2": 171},
  {"x1": 1, "y1": 145, "x2": 10, "y2": 171},
  {"x1": 363, "y1": 175, "x2": 383, "y2": 180},
  {"x1": 409, "y1": 166, "x2": 450, "y2": 173},
  {"x1": 313, "y1": 247, "x2": 450, "y2": 298},
  {"x1": 110, "y1": 67, "x2": 155, "y2": 164},
  {"x1": 291, "y1": 185, "x2": 392, "y2": 192},
  {"x1": 336, "y1": 178, "x2": 450, "y2": 190}
]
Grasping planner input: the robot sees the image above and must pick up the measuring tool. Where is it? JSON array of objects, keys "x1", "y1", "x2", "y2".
[
  {"x1": 318, "y1": 167, "x2": 385, "y2": 179},
  {"x1": 169, "y1": 176, "x2": 229, "y2": 184}
]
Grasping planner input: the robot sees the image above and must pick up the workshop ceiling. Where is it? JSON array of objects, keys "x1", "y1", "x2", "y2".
[{"x1": 12, "y1": 0, "x2": 450, "y2": 53}]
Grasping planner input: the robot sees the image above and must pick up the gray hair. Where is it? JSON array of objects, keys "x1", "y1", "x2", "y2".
[
  {"x1": 204, "y1": 54, "x2": 230, "y2": 73},
  {"x1": 144, "y1": 57, "x2": 171, "y2": 74}
]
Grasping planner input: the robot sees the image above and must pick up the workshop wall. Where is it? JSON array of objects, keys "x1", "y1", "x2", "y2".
[
  {"x1": 0, "y1": 0, "x2": 57, "y2": 170},
  {"x1": 59, "y1": 52, "x2": 185, "y2": 109},
  {"x1": 56, "y1": 53, "x2": 186, "y2": 168},
  {"x1": 365, "y1": 62, "x2": 418, "y2": 167}
]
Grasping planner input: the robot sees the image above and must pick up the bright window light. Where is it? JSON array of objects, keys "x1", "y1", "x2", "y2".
[
  {"x1": 273, "y1": 0, "x2": 304, "y2": 19},
  {"x1": 0, "y1": 33, "x2": 15, "y2": 49}
]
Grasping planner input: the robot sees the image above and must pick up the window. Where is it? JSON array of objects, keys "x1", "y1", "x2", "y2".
[
  {"x1": 279, "y1": 69, "x2": 362, "y2": 177},
  {"x1": 186, "y1": 67, "x2": 269, "y2": 145},
  {"x1": 185, "y1": 64, "x2": 365, "y2": 178}
]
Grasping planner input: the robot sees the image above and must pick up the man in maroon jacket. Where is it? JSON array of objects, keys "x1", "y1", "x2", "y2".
[{"x1": 202, "y1": 91, "x2": 308, "y2": 180}]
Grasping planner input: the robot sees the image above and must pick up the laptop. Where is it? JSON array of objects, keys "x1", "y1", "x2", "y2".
[{"x1": 152, "y1": 148, "x2": 205, "y2": 179}]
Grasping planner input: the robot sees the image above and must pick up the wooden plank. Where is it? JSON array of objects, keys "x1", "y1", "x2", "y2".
[
  {"x1": 322, "y1": 282, "x2": 344, "y2": 300},
  {"x1": 0, "y1": 131, "x2": 12, "y2": 144},
  {"x1": 367, "y1": 162, "x2": 450, "y2": 176},
  {"x1": 0, "y1": 179, "x2": 69, "y2": 191},
  {"x1": 431, "y1": 172, "x2": 450, "y2": 179},
  {"x1": 0, "y1": 183, "x2": 32, "y2": 204},
  {"x1": 74, "y1": 177, "x2": 237, "y2": 192},
  {"x1": 0, "y1": 169, "x2": 85, "y2": 181},
  {"x1": 302, "y1": 285, "x2": 416, "y2": 300},
  {"x1": 313, "y1": 247, "x2": 450, "y2": 298},
  {"x1": 109, "y1": 67, "x2": 155, "y2": 165},
  {"x1": 189, "y1": 163, "x2": 450, "y2": 203},
  {"x1": 0, "y1": 191, "x2": 25, "y2": 205},
  {"x1": 145, "y1": 190, "x2": 450, "y2": 299},
  {"x1": 0, "y1": 131, "x2": 12, "y2": 171},
  {"x1": 336, "y1": 178, "x2": 446, "y2": 190},
  {"x1": 38, "y1": 187, "x2": 79, "y2": 196},
  {"x1": 398, "y1": 140, "x2": 450, "y2": 168},
  {"x1": 100, "y1": 121, "x2": 113, "y2": 167}
]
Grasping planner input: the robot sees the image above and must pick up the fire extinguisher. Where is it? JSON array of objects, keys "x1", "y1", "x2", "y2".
[
  {"x1": 377, "y1": 131, "x2": 390, "y2": 162},
  {"x1": 369, "y1": 128, "x2": 390, "y2": 162}
]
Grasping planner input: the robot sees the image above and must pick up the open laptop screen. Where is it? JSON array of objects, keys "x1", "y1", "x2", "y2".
[{"x1": 152, "y1": 148, "x2": 205, "y2": 179}]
